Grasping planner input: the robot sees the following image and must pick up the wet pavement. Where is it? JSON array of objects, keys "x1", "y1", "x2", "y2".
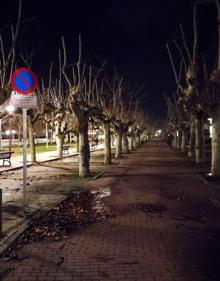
[{"x1": 1, "y1": 141, "x2": 220, "y2": 281}]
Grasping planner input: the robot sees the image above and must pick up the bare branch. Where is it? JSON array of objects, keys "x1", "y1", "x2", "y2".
[
  {"x1": 166, "y1": 42, "x2": 178, "y2": 83},
  {"x1": 193, "y1": 4, "x2": 199, "y2": 64},
  {"x1": 179, "y1": 23, "x2": 192, "y2": 64},
  {"x1": 61, "y1": 36, "x2": 72, "y2": 87}
]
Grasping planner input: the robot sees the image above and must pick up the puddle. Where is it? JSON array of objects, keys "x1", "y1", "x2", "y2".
[
  {"x1": 133, "y1": 202, "x2": 167, "y2": 216},
  {"x1": 91, "y1": 187, "x2": 111, "y2": 220},
  {"x1": 174, "y1": 215, "x2": 207, "y2": 223}
]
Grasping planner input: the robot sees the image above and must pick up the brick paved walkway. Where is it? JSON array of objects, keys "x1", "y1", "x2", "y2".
[{"x1": 1, "y1": 142, "x2": 220, "y2": 281}]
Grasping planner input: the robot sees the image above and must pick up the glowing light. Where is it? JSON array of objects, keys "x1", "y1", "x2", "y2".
[
  {"x1": 5, "y1": 105, "x2": 15, "y2": 113},
  {"x1": 208, "y1": 118, "x2": 213, "y2": 124}
]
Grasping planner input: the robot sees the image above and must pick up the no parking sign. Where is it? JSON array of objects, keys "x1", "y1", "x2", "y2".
[
  {"x1": 11, "y1": 67, "x2": 38, "y2": 95},
  {"x1": 10, "y1": 68, "x2": 38, "y2": 108}
]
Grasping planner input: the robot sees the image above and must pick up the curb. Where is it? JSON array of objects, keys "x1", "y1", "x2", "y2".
[
  {"x1": 193, "y1": 171, "x2": 208, "y2": 185},
  {"x1": 169, "y1": 147, "x2": 219, "y2": 187},
  {"x1": 92, "y1": 170, "x2": 105, "y2": 180},
  {"x1": 194, "y1": 171, "x2": 220, "y2": 187},
  {"x1": 0, "y1": 186, "x2": 87, "y2": 255},
  {"x1": 0, "y1": 194, "x2": 64, "y2": 254}
]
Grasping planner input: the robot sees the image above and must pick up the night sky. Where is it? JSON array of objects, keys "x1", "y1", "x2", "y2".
[{"x1": 0, "y1": 0, "x2": 218, "y2": 119}]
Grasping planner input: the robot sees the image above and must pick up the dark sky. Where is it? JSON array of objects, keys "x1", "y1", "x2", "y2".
[{"x1": 0, "y1": 0, "x2": 218, "y2": 119}]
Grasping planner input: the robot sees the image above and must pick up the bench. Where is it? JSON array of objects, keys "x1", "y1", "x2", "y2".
[
  {"x1": 0, "y1": 151, "x2": 14, "y2": 166},
  {"x1": 62, "y1": 145, "x2": 69, "y2": 155}
]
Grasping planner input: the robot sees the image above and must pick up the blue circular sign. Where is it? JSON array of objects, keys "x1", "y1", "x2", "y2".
[{"x1": 11, "y1": 68, "x2": 38, "y2": 95}]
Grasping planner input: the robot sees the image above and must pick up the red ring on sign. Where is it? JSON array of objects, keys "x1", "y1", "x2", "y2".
[{"x1": 11, "y1": 67, "x2": 38, "y2": 95}]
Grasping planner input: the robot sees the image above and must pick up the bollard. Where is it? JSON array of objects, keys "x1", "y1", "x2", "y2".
[{"x1": 0, "y1": 189, "x2": 2, "y2": 238}]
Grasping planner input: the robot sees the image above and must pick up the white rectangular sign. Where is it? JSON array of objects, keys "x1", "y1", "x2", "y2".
[{"x1": 10, "y1": 92, "x2": 37, "y2": 108}]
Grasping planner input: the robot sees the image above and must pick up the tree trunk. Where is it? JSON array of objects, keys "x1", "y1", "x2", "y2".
[
  {"x1": 115, "y1": 128, "x2": 122, "y2": 158},
  {"x1": 181, "y1": 129, "x2": 187, "y2": 153},
  {"x1": 18, "y1": 127, "x2": 22, "y2": 142},
  {"x1": 56, "y1": 133, "x2": 65, "y2": 158},
  {"x1": 122, "y1": 132, "x2": 129, "y2": 153},
  {"x1": 111, "y1": 134, "x2": 115, "y2": 147},
  {"x1": 79, "y1": 121, "x2": 90, "y2": 177},
  {"x1": 173, "y1": 133, "x2": 177, "y2": 148},
  {"x1": 103, "y1": 121, "x2": 111, "y2": 165},
  {"x1": 67, "y1": 132, "x2": 71, "y2": 143},
  {"x1": 188, "y1": 119, "x2": 195, "y2": 157},
  {"x1": 134, "y1": 136, "x2": 138, "y2": 149},
  {"x1": 195, "y1": 114, "x2": 204, "y2": 163},
  {"x1": 28, "y1": 120, "x2": 36, "y2": 163},
  {"x1": 128, "y1": 135, "x2": 134, "y2": 151},
  {"x1": 176, "y1": 131, "x2": 181, "y2": 150},
  {"x1": 211, "y1": 105, "x2": 220, "y2": 176},
  {"x1": 76, "y1": 133, "x2": 79, "y2": 152},
  {"x1": 210, "y1": 1, "x2": 220, "y2": 175},
  {"x1": 45, "y1": 123, "x2": 49, "y2": 148},
  {"x1": 50, "y1": 129, "x2": 54, "y2": 144},
  {"x1": 172, "y1": 134, "x2": 175, "y2": 148},
  {"x1": 137, "y1": 134, "x2": 141, "y2": 147}
]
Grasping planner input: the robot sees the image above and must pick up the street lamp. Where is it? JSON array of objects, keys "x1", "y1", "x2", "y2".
[
  {"x1": 208, "y1": 118, "x2": 213, "y2": 138},
  {"x1": 5, "y1": 105, "x2": 15, "y2": 114}
]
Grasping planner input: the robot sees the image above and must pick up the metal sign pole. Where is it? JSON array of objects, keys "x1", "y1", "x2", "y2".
[
  {"x1": 22, "y1": 108, "x2": 28, "y2": 209},
  {"x1": 46, "y1": 123, "x2": 49, "y2": 148},
  {"x1": 0, "y1": 119, "x2": 2, "y2": 150},
  {"x1": 10, "y1": 68, "x2": 38, "y2": 211},
  {"x1": 0, "y1": 189, "x2": 2, "y2": 238}
]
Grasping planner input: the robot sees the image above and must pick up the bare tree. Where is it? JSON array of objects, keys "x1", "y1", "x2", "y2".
[
  {"x1": 62, "y1": 36, "x2": 102, "y2": 177},
  {"x1": 0, "y1": 0, "x2": 22, "y2": 104},
  {"x1": 98, "y1": 79, "x2": 114, "y2": 165},
  {"x1": 209, "y1": 0, "x2": 220, "y2": 176},
  {"x1": 167, "y1": 4, "x2": 207, "y2": 162},
  {"x1": 42, "y1": 73, "x2": 77, "y2": 158}
]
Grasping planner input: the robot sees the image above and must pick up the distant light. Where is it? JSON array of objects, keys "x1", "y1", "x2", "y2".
[
  {"x1": 155, "y1": 133, "x2": 158, "y2": 137},
  {"x1": 176, "y1": 131, "x2": 179, "y2": 137},
  {"x1": 5, "y1": 105, "x2": 15, "y2": 113},
  {"x1": 208, "y1": 118, "x2": 213, "y2": 125},
  {"x1": 5, "y1": 130, "x2": 10, "y2": 135},
  {"x1": 207, "y1": 173, "x2": 212, "y2": 176},
  {"x1": 157, "y1": 129, "x2": 162, "y2": 134}
]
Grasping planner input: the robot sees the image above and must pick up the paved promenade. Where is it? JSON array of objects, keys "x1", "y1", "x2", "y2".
[{"x1": 1, "y1": 142, "x2": 220, "y2": 281}]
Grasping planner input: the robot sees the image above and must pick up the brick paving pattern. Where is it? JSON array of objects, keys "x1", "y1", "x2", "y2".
[{"x1": 1, "y1": 141, "x2": 220, "y2": 281}]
